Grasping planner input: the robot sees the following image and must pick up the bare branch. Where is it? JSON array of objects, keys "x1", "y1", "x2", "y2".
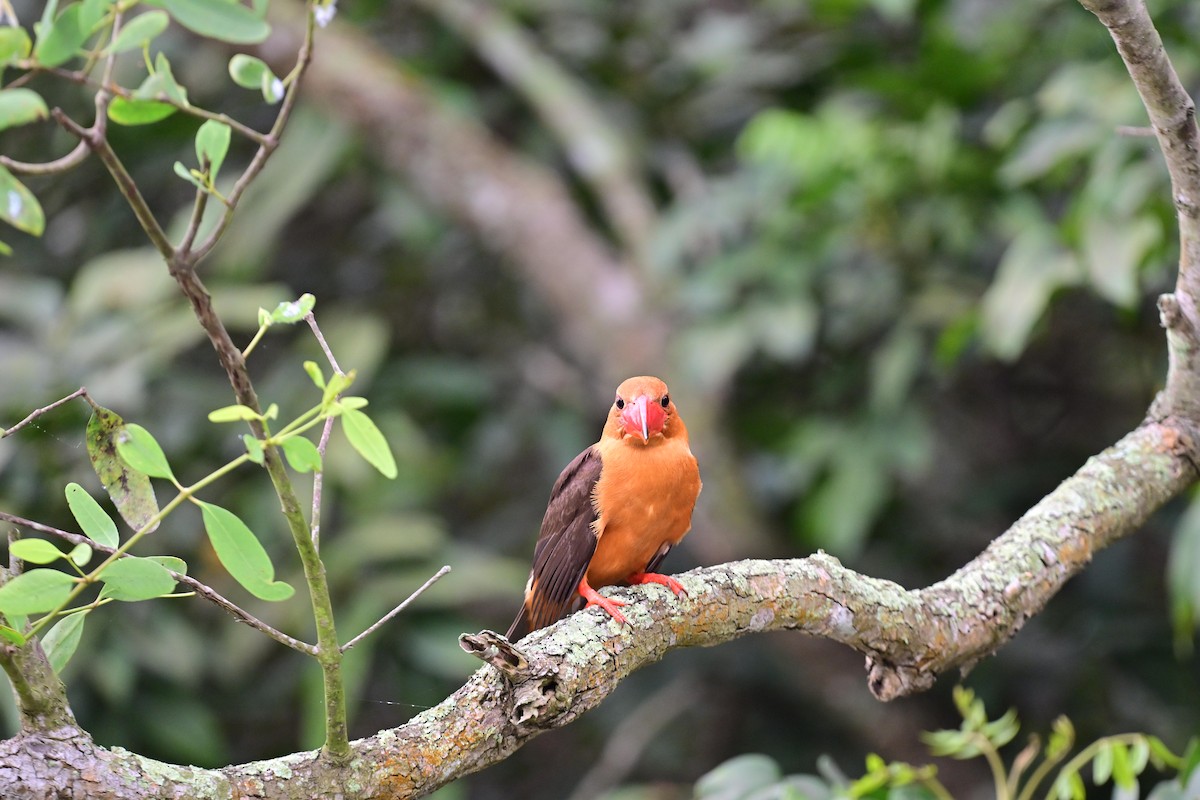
[
  {"x1": 341, "y1": 565, "x2": 452, "y2": 652},
  {"x1": 1, "y1": 387, "x2": 89, "y2": 439}
]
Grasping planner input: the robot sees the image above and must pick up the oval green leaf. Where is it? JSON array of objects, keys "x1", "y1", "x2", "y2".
[
  {"x1": 109, "y1": 10, "x2": 170, "y2": 53},
  {"x1": 41, "y1": 611, "x2": 86, "y2": 673},
  {"x1": 208, "y1": 404, "x2": 261, "y2": 423},
  {"x1": 98, "y1": 556, "x2": 177, "y2": 601},
  {"x1": 0, "y1": 164, "x2": 46, "y2": 236},
  {"x1": 108, "y1": 97, "x2": 177, "y2": 126},
  {"x1": 115, "y1": 423, "x2": 175, "y2": 481},
  {"x1": 10, "y1": 539, "x2": 65, "y2": 565},
  {"x1": 0, "y1": 569, "x2": 76, "y2": 615},
  {"x1": 0, "y1": 88, "x2": 50, "y2": 132},
  {"x1": 65, "y1": 482, "x2": 119, "y2": 548},
  {"x1": 33, "y1": 4, "x2": 87, "y2": 68},
  {"x1": 145, "y1": 555, "x2": 187, "y2": 577},
  {"x1": 242, "y1": 434, "x2": 264, "y2": 464},
  {"x1": 151, "y1": 0, "x2": 270, "y2": 44},
  {"x1": 87, "y1": 407, "x2": 160, "y2": 533},
  {"x1": 228, "y1": 52, "x2": 270, "y2": 89},
  {"x1": 195, "y1": 119, "x2": 231, "y2": 178},
  {"x1": 0, "y1": 27, "x2": 33, "y2": 64},
  {"x1": 280, "y1": 436, "x2": 322, "y2": 473},
  {"x1": 198, "y1": 502, "x2": 294, "y2": 601},
  {"x1": 68, "y1": 543, "x2": 93, "y2": 567},
  {"x1": 341, "y1": 407, "x2": 397, "y2": 479}
]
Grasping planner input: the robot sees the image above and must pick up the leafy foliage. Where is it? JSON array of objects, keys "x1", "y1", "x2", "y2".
[{"x1": 689, "y1": 687, "x2": 1197, "y2": 800}]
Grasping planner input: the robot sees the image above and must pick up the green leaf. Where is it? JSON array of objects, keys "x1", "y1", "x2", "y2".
[
  {"x1": 695, "y1": 754, "x2": 781, "y2": 799},
  {"x1": 109, "y1": 10, "x2": 169, "y2": 52},
  {"x1": 208, "y1": 404, "x2": 262, "y2": 423},
  {"x1": 323, "y1": 369, "x2": 355, "y2": 404},
  {"x1": 339, "y1": 396, "x2": 368, "y2": 411},
  {"x1": 268, "y1": 293, "x2": 315, "y2": 324},
  {"x1": 137, "y1": 53, "x2": 188, "y2": 105},
  {"x1": 0, "y1": 569, "x2": 76, "y2": 614},
  {"x1": 198, "y1": 502, "x2": 294, "y2": 601},
  {"x1": 1130, "y1": 738, "x2": 1151, "y2": 775},
  {"x1": 10, "y1": 539, "x2": 66, "y2": 565},
  {"x1": 1094, "y1": 743, "x2": 1114, "y2": 786},
  {"x1": 0, "y1": 238, "x2": 11, "y2": 256},
  {"x1": 173, "y1": 161, "x2": 206, "y2": 190},
  {"x1": 115, "y1": 423, "x2": 175, "y2": 481},
  {"x1": 68, "y1": 543, "x2": 93, "y2": 567},
  {"x1": 0, "y1": 27, "x2": 34, "y2": 64},
  {"x1": 33, "y1": 4, "x2": 87, "y2": 68},
  {"x1": 98, "y1": 556, "x2": 177, "y2": 601},
  {"x1": 107, "y1": 97, "x2": 176, "y2": 126},
  {"x1": 79, "y1": 0, "x2": 112, "y2": 33},
  {"x1": 145, "y1": 555, "x2": 187, "y2": 576},
  {"x1": 41, "y1": 611, "x2": 86, "y2": 673},
  {"x1": 0, "y1": 88, "x2": 50, "y2": 132},
  {"x1": 1147, "y1": 736, "x2": 1179, "y2": 771},
  {"x1": 0, "y1": 164, "x2": 46, "y2": 236},
  {"x1": 303, "y1": 360, "x2": 326, "y2": 389},
  {"x1": 1112, "y1": 742, "x2": 1134, "y2": 788},
  {"x1": 261, "y1": 70, "x2": 284, "y2": 104},
  {"x1": 86, "y1": 407, "x2": 160, "y2": 533},
  {"x1": 1047, "y1": 716, "x2": 1075, "y2": 760},
  {"x1": 341, "y1": 407, "x2": 397, "y2": 479},
  {"x1": 242, "y1": 434, "x2": 264, "y2": 464},
  {"x1": 228, "y1": 52, "x2": 271, "y2": 89},
  {"x1": 280, "y1": 436, "x2": 322, "y2": 473},
  {"x1": 65, "y1": 482, "x2": 119, "y2": 548},
  {"x1": 149, "y1": 0, "x2": 270, "y2": 44},
  {"x1": 195, "y1": 119, "x2": 231, "y2": 179},
  {"x1": 0, "y1": 626, "x2": 26, "y2": 645}
]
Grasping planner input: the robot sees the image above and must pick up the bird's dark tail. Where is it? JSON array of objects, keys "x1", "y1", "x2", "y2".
[{"x1": 506, "y1": 604, "x2": 533, "y2": 642}]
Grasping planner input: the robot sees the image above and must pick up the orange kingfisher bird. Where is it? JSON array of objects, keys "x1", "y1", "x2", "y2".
[{"x1": 507, "y1": 375, "x2": 702, "y2": 640}]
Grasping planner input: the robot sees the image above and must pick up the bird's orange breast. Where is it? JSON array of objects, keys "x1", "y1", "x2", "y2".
[{"x1": 585, "y1": 437, "x2": 701, "y2": 587}]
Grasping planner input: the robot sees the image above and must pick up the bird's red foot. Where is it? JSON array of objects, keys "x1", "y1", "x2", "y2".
[
  {"x1": 627, "y1": 572, "x2": 688, "y2": 598},
  {"x1": 578, "y1": 577, "x2": 628, "y2": 625}
]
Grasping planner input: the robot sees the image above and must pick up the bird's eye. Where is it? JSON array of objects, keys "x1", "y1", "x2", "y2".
[
  {"x1": 615, "y1": 396, "x2": 625, "y2": 410},
  {"x1": 660, "y1": 395, "x2": 670, "y2": 408}
]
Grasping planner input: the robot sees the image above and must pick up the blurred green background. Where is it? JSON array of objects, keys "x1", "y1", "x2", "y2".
[{"x1": 2, "y1": 0, "x2": 1199, "y2": 797}]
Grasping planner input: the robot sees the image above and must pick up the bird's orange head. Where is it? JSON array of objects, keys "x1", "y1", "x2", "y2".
[{"x1": 604, "y1": 376, "x2": 683, "y2": 444}]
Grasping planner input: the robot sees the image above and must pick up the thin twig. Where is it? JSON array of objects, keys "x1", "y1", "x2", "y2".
[
  {"x1": 0, "y1": 141, "x2": 90, "y2": 175},
  {"x1": 341, "y1": 565, "x2": 451, "y2": 652},
  {"x1": 305, "y1": 312, "x2": 344, "y2": 375},
  {"x1": 310, "y1": 415, "x2": 336, "y2": 549},
  {"x1": 1, "y1": 387, "x2": 89, "y2": 439},
  {"x1": 0, "y1": 511, "x2": 316, "y2": 655},
  {"x1": 178, "y1": 185, "x2": 210, "y2": 255}
]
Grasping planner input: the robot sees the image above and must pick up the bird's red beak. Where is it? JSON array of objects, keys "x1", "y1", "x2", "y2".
[{"x1": 621, "y1": 395, "x2": 666, "y2": 442}]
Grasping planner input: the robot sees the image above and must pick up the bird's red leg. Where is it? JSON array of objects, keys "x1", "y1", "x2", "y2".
[
  {"x1": 627, "y1": 572, "x2": 688, "y2": 598},
  {"x1": 578, "y1": 576, "x2": 628, "y2": 625}
]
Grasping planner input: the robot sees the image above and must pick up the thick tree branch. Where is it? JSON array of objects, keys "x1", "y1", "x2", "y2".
[{"x1": 3, "y1": 420, "x2": 1194, "y2": 798}]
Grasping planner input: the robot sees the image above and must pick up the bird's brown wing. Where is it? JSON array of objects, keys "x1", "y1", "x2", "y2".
[{"x1": 507, "y1": 447, "x2": 603, "y2": 640}]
